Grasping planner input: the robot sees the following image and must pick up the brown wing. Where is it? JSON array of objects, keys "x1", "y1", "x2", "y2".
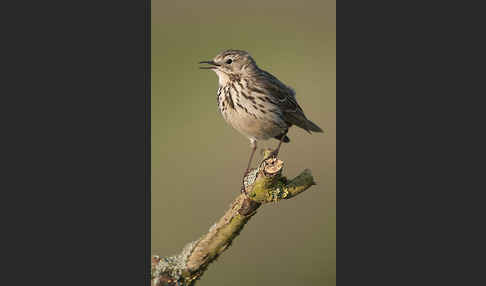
[{"x1": 255, "y1": 70, "x2": 321, "y2": 133}]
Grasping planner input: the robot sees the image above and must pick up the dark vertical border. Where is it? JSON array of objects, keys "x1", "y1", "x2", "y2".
[
  {"x1": 337, "y1": 1, "x2": 484, "y2": 285},
  {"x1": 145, "y1": 0, "x2": 151, "y2": 284},
  {"x1": 3, "y1": 0, "x2": 149, "y2": 284}
]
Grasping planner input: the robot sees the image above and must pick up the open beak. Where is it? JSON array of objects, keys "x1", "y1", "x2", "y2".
[{"x1": 199, "y1": 60, "x2": 220, "y2": 69}]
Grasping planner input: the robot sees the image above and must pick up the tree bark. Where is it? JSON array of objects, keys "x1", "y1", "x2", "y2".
[{"x1": 151, "y1": 152, "x2": 317, "y2": 286}]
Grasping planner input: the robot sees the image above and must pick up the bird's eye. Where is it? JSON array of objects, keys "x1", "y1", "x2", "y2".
[{"x1": 225, "y1": 59, "x2": 233, "y2": 64}]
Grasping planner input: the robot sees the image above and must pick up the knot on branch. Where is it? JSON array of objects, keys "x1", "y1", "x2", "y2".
[{"x1": 243, "y1": 152, "x2": 315, "y2": 204}]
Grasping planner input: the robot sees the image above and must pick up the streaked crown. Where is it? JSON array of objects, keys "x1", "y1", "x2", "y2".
[{"x1": 200, "y1": 49, "x2": 258, "y2": 76}]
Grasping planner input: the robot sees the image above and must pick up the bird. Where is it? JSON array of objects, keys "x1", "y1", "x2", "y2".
[{"x1": 199, "y1": 49, "x2": 323, "y2": 191}]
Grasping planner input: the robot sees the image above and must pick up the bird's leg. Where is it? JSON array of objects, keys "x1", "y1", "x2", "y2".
[
  {"x1": 246, "y1": 140, "x2": 258, "y2": 174},
  {"x1": 241, "y1": 139, "x2": 257, "y2": 194},
  {"x1": 268, "y1": 134, "x2": 285, "y2": 159}
]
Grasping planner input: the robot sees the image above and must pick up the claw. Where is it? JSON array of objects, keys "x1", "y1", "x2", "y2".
[{"x1": 266, "y1": 149, "x2": 279, "y2": 159}]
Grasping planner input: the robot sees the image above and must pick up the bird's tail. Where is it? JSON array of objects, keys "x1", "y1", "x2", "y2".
[
  {"x1": 305, "y1": 119, "x2": 323, "y2": 133},
  {"x1": 286, "y1": 112, "x2": 323, "y2": 134}
]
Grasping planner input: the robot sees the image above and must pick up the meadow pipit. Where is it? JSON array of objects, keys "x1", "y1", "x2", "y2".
[{"x1": 200, "y1": 49, "x2": 323, "y2": 192}]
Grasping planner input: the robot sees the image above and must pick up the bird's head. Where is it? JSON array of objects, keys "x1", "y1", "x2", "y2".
[{"x1": 200, "y1": 49, "x2": 258, "y2": 84}]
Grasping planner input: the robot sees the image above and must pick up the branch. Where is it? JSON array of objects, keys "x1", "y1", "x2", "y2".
[{"x1": 151, "y1": 151, "x2": 317, "y2": 286}]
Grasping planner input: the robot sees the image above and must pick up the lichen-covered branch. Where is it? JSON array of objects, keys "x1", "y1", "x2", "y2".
[{"x1": 151, "y1": 153, "x2": 317, "y2": 286}]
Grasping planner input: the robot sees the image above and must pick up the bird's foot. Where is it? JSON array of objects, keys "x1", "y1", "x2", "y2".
[
  {"x1": 261, "y1": 148, "x2": 280, "y2": 160},
  {"x1": 266, "y1": 148, "x2": 280, "y2": 159}
]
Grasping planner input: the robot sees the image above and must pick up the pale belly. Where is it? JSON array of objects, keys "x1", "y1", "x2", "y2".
[{"x1": 220, "y1": 108, "x2": 287, "y2": 141}]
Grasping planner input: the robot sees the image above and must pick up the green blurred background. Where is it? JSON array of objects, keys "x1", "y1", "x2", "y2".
[{"x1": 152, "y1": 0, "x2": 335, "y2": 285}]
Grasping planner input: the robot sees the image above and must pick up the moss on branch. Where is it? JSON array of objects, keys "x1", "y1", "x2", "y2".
[{"x1": 151, "y1": 155, "x2": 317, "y2": 286}]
